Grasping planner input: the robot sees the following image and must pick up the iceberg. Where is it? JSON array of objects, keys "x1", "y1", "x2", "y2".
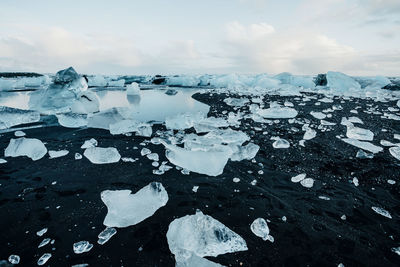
[
  {"x1": 166, "y1": 210, "x2": 247, "y2": 265},
  {"x1": 326, "y1": 71, "x2": 361, "y2": 92},
  {"x1": 5, "y1": 137, "x2": 47, "y2": 161},
  {"x1": 0, "y1": 106, "x2": 40, "y2": 130},
  {"x1": 83, "y1": 147, "x2": 121, "y2": 164},
  {"x1": 274, "y1": 72, "x2": 315, "y2": 88},
  {"x1": 70, "y1": 91, "x2": 100, "y2": 114},
  {"x1": 101, "y1": 182, "x2": 168, "y2": 228},
  {"x1": 54, "y1": 67, "x2": 80, "y2": 84},
  {"x1": 250, "y1": 218, "x2": 274, "y2": 242}
]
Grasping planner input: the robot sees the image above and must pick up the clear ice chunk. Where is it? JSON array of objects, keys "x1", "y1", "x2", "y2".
[
  {"x1": 166, "y1": 210, "x2": 248, "y2": 265},
  {"x1": 346, "y1": 124, "x2": 374, "y2": 141},
  {"x1": 48, "y1": 150, "x2": 69, "y2": 159},
  {"x1": 37, "y1": 253, "x2": 51, "y2": 265},
  {"x1": 81, "y1": 138, "x2": 97, "y2": 149},
  {"x1": 83, "y1": 147, "x2": 121, "y2": 164},
  {"x1": 272, "y1": 138, "x2": 290, "y2": 149},
  {"x1": 257, "y1": 105, "x2": 298, "y2": 119},
  {"x1": 101, "y1": 182, "x2": 168, "y2": 228},
  {"x1": 250, "y1": 218, "x2": 274, "y2": 242},
  {"x1": 56, "y1": 113, "x2": 87, "y2": 128},
  {"x1": 8, "y1": 255, "x2": 20, "y2": 264},
  {"x1": 5, "y1": 138, "x2": 47, "y2": 161},
  {"x1": 0, "y1": 106, "x2": 40, "y2": 130},
  {"x1": 98, "y1": 227, "x2": 117, "y2": 245},
  {"x1": 371, "y1": 207, "x2": 392, "y2": 219},
  {"x1": 73, "y1": 241, "x2": 93, "y2": 254}
]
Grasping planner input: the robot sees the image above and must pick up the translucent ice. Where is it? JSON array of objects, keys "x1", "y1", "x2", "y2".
[
  {"x1": 109, "y1": 119, "x2": 139, "y2": 135},
  {"x1": 346, "y1": 124, "x2": 374, "y2": 141},
  {"x1": 36, "y1": 228, "x2": 47, "y2": 236},
  {"x1": 272, "y1": 138, "x2": 290, "y2": 149},
  {"x1": 371, "y1": 207, "x2": 392, "y2": 219},
  {"x1": 250, "y1": 218, "x2": 274, "y2": 242},
  {"x1": 83, "y1": 147, "x2": 121, "y2": 164},
  {"x1": 326, "y1": 71, "x2": 361, "y2": 92},
  {"x1": 126, "y1": 82, "x2": 140, "y2": 95},
  {"x1": 257, "y1": 104, "x2": 298, "y2": 119},
  {"x1": 98, "y1": 227, "x2": 117, "y2": 245},
  {"x1": 5, "y1": 138, "x2": 47, "y2": 161},
  {"x1": 291, "y1": 173, "x2": 306, "y2": 183},
  {"x1": 0, "y1": 106, "x2": 40, "y2": 130},
  {"x1": 14, "y1": 130, "x2": 26, "y2": 137},
  {"x1": 300, "y1": 178, "x2": 314, "y2": 188},
  {"x1": 73, "y1": 241, "x2": 93, "y2": 254},
  {"x1": 8, "y1": 255, "x2": 20, "y2": 264},
  {"x1": 310, "y1": 111, "x2": 326, "y2": 120},
  {"x1": 389, "y1": 146, "x2": 400, "y2": 161},
  {"x1": 70, "y1": 91, "x2": 99, "y2": 114},
  {"x1": 81, "y1": 138, "x2": 97, "y2": 149},
  {"x1": 165, "y1": 112, "x2": 206, "y2": 130},
  {"x1": 48, "y1": 150, "x2": 69, "y2": 159},
  {"x1": 56, "y1": 113, "x2": 87, "y2": 128},
  {"x1": 38, "y1": 238, "x2": 51, "y2": 248},
  {"x1": 101, "y1": 182, "x2": 168, "y2": 228},
  {"x1": 166, "y1": 210, "x2": 247, "y2": 265},
  {"x1": 341, "y1": 138, "x2": 383, "y2": 154},
  {"x1": 302, "y1": 125, "x2": 316, "y2": 140},
  {"x1": 37, "y1": 253, "x2": 51, "y2": 265},
  {"x1": 356, "y1": 149, "x2": 374, "y2": 159}
]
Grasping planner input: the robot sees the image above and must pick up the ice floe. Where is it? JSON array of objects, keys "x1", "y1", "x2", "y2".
[
  {"x1": 250, "y1": 218, "x2": 274, "y2": 242},
  {"x1": 5, "y1": 137, "x2": 47, "y2": 161},
  {"x1": 101, "y1": 182, "x2": 168, "y2": 228},
  {"x1": 340, "y1": 138, "x2": 382, "y2": 154},
  {"x1": 56, "y1": 113, "x2": 87, "y2": 128}
]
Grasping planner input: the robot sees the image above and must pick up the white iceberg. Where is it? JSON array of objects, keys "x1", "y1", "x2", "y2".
[{"x1": 101, "y1": 182, "x2": 168, "y2": 228}]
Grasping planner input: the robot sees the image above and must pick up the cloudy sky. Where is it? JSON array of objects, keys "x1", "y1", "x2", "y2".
[{"x1": 1, "y1": 0, "x2": 399, "y2": 75}]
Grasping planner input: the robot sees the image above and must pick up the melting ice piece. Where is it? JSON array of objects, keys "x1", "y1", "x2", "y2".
[
  {"x1": 81, "y1": 138, "x2": 97, "y2": 149},
  {"x1": 8, "y1": 255, "x2": 20, "y2": 264},
  {"x1": 165, "y1": 112, "x2": 206, "y2": 130},
  {"x1": 73, "y1": 241, "x2": 93, "y2": 254},
  {"x1": 37, "y1": 253, "x2": 51, "y2": 265},
  {"x1": 14, "y1": 130, "x2": 25, "y2": 137},
  {"x1": 162, "y1": 142, "x2": 232, "y2": 176},
  {"x1": 5, "y1": 138, "x2": 47, "y2": 161},
  {"x1": 392, "y1": 247, "x2": 400, "y2": 256},
  {"x1": 109, "y1": 119, "x2": 139, "y2": 135},
  {"x1": 126, "y1": 82, "x2": 140, "y2": 95},
  {"x1": 56, "y1": 113, "x2": 87, "y2": 128},
  {"x1": 166, "y1": 210, "x2": 248, "y2": 265},
  {"x1": 302, "y1": 125, "x2": 316, "y2": 140},
  {"x1": 250, "y1": 218, "x2": 274, "y2": 242},
  {"x1": 84, "y1": 147, "x2": 121, "y2": 164},
  {"x1": 300, "y1": 178, "x2": 314, "y2": 188},
  {"x1": 356, "y1": 149, "x2": 374, "y2": 159},
  {"x1": 36, "y1": 228, "x2": 48, "y2": 236},
  {"x1": 371, "y1": 207, "x2": 392, "y2": 219},
  {"x1": 341, "y1": 138, "x2": 382, "y2": 154},
  {"x1": 272, "y1": 138, "x2": 290, "y2": 149},
  {"x1": 230, "y1": 143, "x2": 259, "y2": 161},
  {"x1": 326, "y1": 71, "x2": 361, "y2": 91},
  {"x1": 257, "y1": 105, "x2": 298, "y2": 119},
  {"x1": 0, "y1": 159, "x2": 7, "y2": 164},
  {"x1": 87, "y1": 108, "x2": 125, "y2": 130},
  {"x1": 291, "y1": 173, "x2": 306, "y2": 183},
  {"x1": 98, "y1": 227, "x2": 117, "y2": 245},
  {"x1": 0, "y1": 106, "x2": 40, "y2": 130},
  {"x1": 101, "y1": 182, "x2": 168, "y2": 228},
  {"x1": 389, "y1": 146, "x2": 400, "y2": 161},
  {"x1": 70, "y1": 91, "x2": 99, "y2": 114},
  {"x1": 310, "y1": 111, "x2": 326, "y2": 120},
  {"x1": 48, "y1": 150, "x2": 69, "y2": 159},
  {"x1": 346, "y1": 124, "x2": 374, "y2": 141},
  {"x1": 38, "y1": 238, "x2": 51, "y2": 248}
]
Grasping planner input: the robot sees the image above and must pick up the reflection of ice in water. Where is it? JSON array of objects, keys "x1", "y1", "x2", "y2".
[
  {"x1": 96, "y1": 89, "x2": 209, "y2": 122},
  {"x1": 0, "y1": 92, "x2": 30, "y2": 110}
]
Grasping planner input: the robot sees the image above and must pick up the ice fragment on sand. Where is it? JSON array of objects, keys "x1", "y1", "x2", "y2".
[
  {"x1": 291, "y1": 173, "x2": 306, "y2": 183},
  {"x1": 371, "y1": 207, "x2": 392, "y2": 219},
  {"x1": 0, "y1": 106, "x2": 40, "y2": 130},
  {"x1": 166, "y1": 210, "x2": 247, "y2": 265},
  {"x1": 73, "y1": 241, "x2": 93, "y2": 254},
  {"x1": 300, "y1": 178, "x2": 314, "y2": 188},
  {"x1": 98, "y1": 227, "x2": 117, "y2": 245},
  {"x1": 14, "y1": 130, "x2": 25, "y2": 137},
  {"x1": 272, "y1": 138, "x2": 290, "y2": 149},
  {"x1": 8, "y1": 255, "x2": 20, "y2": 264},
  {"x1": 48, "y1": 150, "x2": 69, "y2": 159},
  {"x1": 310, "y1": 111, "x2": 326, "y2": 120},
  {"x1": 75, "y1": 153, "x2": 82, "y2": 160},
  {"x1": 341, "y1": 138, "x2": 382, "y2": 154},
  {"x1": 250, "y1": 218, "x2": 274, "y2": 242},
  {"x1": 0, "y1": 159, "x2": 7, "y2": 164},
  {"x1": 37, "y1": 253, "x2": 51, "y2": 265},
  {"x1": 356, "y1": 149, "x2": 374, "y2": 159},
  {"x1": 233, "y1": 178, "x2": 240, "y2": 183},
  {"x1": 84, "y1": 147, "x2": 120, "y2": 164},
  {"x1": 346, "y1": 124, "x2": 374, "y2": 141},
  {"x1": 101, "y1": 182, "x2": 168, "y2": 228},
  {"x1": 5, "y1": 138, "x2": 47, "y2": 161},
  {"x1": 36, "y1": 228, "x2": 47, "y2": 236},
  {"x1": 38, "y1": 238, "x2": 51, "y2": 248},
  {"x1": 353, "y1": 177, "x2": 359, "y2": 187},
  {"x1": 302, "y1": 125, "x2": 316, "y2": 140},
  {"x1": 192, "y1": 186, "x2": 199, "y2": 193},
  {"x1": 389, "y1": 146, "x2": 400, "y2": 161},
  {"x1": 257, "y1": 105, "x2": 298, "y2": 119},
  {"x1": 81, "y1": 138, "x2": 97, "y2": 149}
]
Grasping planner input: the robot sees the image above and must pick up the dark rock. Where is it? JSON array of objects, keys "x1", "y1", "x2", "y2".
[
  {"x1": 54, "y1": 67, "x2": 80, "y2": 84},
  {"x1": 382, "y1": 82, "x2": 400, "y2": 91},
  {"x1": 314, "y1": 74, "x2": 327, "y2": 86},
  {"x1": 165, "y1": 89, "x2": 178, "y2": 96},
  {"x1": 0, "y1": 72, "x2": 42, "y2": 78},
  {"x1": 152, "y1": 76, "x2": 166, "y2": 85}
]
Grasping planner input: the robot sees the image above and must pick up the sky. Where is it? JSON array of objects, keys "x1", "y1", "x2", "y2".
[{"x1": 0, "y1": 0, "x2": 399, "y2": 76}]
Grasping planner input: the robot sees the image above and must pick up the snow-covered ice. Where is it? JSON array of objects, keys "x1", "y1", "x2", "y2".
[
  {"x1": 56, "y1": 113, "x2": 87, "y2": 128},
  {"x1": 84, "y1": 147, "x2": 120, "y2": 164},
  {"x1": 5, "y1": 137, "x2": 47, "y2": 161},
  {"x1": 101, "y1": 182, "x2": 168, "y2": 228},
  {"x1": 272, "y1": 138, "x2": 290, "y2": 149}
]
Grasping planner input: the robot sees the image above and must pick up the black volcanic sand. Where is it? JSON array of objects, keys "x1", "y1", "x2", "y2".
[{"x1": 1, "y1": 91, "x2": 400, "y2": 266}]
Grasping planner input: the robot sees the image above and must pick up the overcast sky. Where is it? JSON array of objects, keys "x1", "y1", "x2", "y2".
[{"x1": 1, "y1": 0, "x2": 399, "y2": 76}]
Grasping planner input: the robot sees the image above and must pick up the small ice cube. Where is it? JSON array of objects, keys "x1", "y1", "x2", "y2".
[
  {"x1": 353, "y1": 177, "x2": 359, "y2": 187},
  {"x1": 75, "y1": 153, "x2": 82, "y2": 160},
  {"x1": 140, "y1": 148, "x2": 151, "y2": 156}
]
